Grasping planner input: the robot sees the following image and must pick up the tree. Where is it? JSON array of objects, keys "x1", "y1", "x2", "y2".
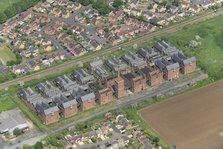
[
  {"x1": 113, "y1": 0, "x2": 123, "y2": 9},
  {"x1": 0, "y1": 13, "x2": 7, "y2": 24},
  {"x1": 23, "y1": 144, "x2": 32, "y2": 149},
  {"x1": 173, "y1": 0, "x2": 180, "y2": 7},
  {"x1": 34, "y1": 142, "x2": 43, "y2": 149},
  {"x1": 92, "y1": 0, "x2": 112, "y2": 15},
  {"x1": 13, "y1": 128, "x2": 22, "y2": 137},
  {"x1": 152, "y1": 137, "x2": 160, "y2": 146}
]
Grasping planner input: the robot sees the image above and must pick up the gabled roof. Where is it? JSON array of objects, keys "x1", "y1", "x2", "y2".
[
  {"x1": 122, "y1": 51, "x2": 146, "y2": 68},
  {"x1": 80, "y1": 93, "x2": 95, "y2": 102}
]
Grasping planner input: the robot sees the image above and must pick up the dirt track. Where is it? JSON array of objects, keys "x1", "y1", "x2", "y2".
[{"x1": 140, "y1": 80, "x2": 223, "y2": 149}]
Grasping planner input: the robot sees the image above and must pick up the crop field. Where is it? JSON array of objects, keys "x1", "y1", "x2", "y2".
[{"x1": 140, "y1": 80, "x2": 223, "y2": 149}]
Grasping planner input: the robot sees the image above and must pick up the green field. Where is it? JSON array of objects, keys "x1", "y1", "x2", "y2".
[
  {"x1": 0, "y1": 0, "x2": 20, "y2": 13},
  {"x1": 0, "y1": 95, "x2": 16, "y2": 112},
  {"x1": 0, "y1": 45, "x2": 16, "y2": 64},
  {"x1": 161, "y1": 15, "x2": 223, "y2": 81}
]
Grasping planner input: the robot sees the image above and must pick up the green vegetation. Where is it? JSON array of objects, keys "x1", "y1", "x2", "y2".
[
  {"x1": 161, "y1": 15, "x2": 223, "y2": 81},
  {"x1": 0, "y1": 0, "x2": 44, "y2": 24},
  {"x1": 34, "y1": 142, "x2": 43, "y2": 149},
  {"x1": 0, "y1": 96, "x2": 16, "y2": 112},
  {"x1": 0, "y1": 45, "x2": 16, "y2": 64},
  {"x1": 73, "y1": 0, "x2": 111, "y2": 15},
  {"x1": 13, "y1": 128, "x2": 23, "y2": 136},
  {"x1": 113, "y1": 0, "x2": 124, "y2": 9}
]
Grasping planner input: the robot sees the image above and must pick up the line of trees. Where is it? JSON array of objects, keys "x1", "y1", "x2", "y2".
[
  {"x1": 72, "y1": 0, "x2": 112, "y2": 15},
  {"x1": 0, "y1": 0, "x2": 45, "y2": 24}
]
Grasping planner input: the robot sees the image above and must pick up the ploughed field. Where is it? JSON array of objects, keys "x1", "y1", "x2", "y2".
[{"x1": 140, "y1": 80, "x2": 223, "y2": 149}]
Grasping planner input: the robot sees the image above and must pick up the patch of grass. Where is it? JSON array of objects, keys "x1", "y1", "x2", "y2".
[
  {"x1": 0, "y1": 45, "x2": 16, "y2": 64},
  {"x1": 0, "y1": 96, "x2": 16, "y2": 112},
  {"x1": 0, "y1": 0, "x2": 20, "y2": 13}
]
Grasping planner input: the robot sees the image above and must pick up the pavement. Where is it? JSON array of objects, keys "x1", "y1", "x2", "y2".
[
  {"x1": 0, "y1": 8, "x2": 222, "y2": 90},
  {"x1": 3, "y1": 71, "x2": 208, "y2": 149}
]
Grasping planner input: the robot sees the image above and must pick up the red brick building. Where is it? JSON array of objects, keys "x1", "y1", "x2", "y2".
[
  {"x1": 156, "y1": 58, "x2": 180, "y2": 81},
  {"x1": 122, "y1": 71, "x2": 146, "y2": 93},
  {"x1": 53, "y1": 95, "x2": 78, "y2": 118},
  {"x1": 140, "y1": 66, "x2": 163, "y2": 87},
  {"x1": 79, "y1": 93, "x2": 96, "y2": 111},
  {"x1": 114, "y1": 76, "x2": 126, "y2": 98},
  {"x1": 172, "y1": 53, "x2": 196, "y2": 74},
  {"x1": 97, "y1": 87, "x2": 113, "y2": 105}
]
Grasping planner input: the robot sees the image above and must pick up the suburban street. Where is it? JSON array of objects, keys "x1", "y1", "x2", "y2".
[
  {"x1": 3, "y1": 71, "x2": 208, "y2": 149},
  {"x1": 0, "y1": 8, "x2": 222, "y2": 90}
]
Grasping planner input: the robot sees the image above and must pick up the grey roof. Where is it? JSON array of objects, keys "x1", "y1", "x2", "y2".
[
  {"x1": 80, "y1": 93, "x2": 95, "y2": 102},
  {"x1": 172, "y1": 52, "x2": 196, "y2": 65},
  {"x1": 72, "y1": 69, "x2": 94, "y2": 84},
  {"x1": 106, "y1": 58, "x2": 128, "y2": 72},
  {"x1": 122, "y1": 51, "x2": 146, "y2": 68},
  {"x1": 153, "y1": 41, "x2": 179, "y2": 56},
  {"x1": 94, "y1": 66, "x2": 108, "y2": 78},
  {"x1": 36, "y1": 81, "x2": 62, "y2": 98},
  {"x1": 155, "y1": 58, "x2": 179, "y2": 71},
  {"x1": 71, "y1": 87, "x2": 87, "y2": 99},
  {"x1": 35, "y1": 102, "x2": 59, "y2": 116},
  {"x1": 53, "y1": 95, "x2": 77, "y2": 109},
  {"x1": 89, "y1": 60, "x2": 103, "y2": 68},
  {"x1": 54, "y1": 75, "x2": 78, "y2": 91},
  {"x1": 18, "y1": 87, "x2": 43, "y2": 106},
  {"x1": 137, "y1": 47, "x2": 161, "y2": 62}
]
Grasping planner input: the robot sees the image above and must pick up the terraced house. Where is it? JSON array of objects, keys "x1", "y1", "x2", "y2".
[{"x1": 18, "y1": 41, "x2": 196, "y2": 125}]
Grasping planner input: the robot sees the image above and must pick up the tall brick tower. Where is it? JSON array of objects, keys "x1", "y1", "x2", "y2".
[{"x1": 114, "y1": 76, "x2": 125, "y2": 98}]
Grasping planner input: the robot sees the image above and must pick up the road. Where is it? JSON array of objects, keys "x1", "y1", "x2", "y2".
[
  {"x1": 3, "y1": 72, "x2": 208, "y2": 149},
  {"x1": 0, "y1": 9, "x2": 221, "y2": 89}
]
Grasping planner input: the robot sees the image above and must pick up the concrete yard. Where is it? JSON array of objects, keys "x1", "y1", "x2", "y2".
[
  {"x1": 140, "y1": 80, "x2": 223, "y2": 149},
  {"x1": 0, "y1": 108, "x2": 31, "y2": 134}
]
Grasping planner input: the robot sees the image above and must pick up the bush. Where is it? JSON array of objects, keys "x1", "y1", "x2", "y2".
[
  {"x1": 13, "y1": 128, "x2": 22, "y2": 136},
  {"x1": 34, "y1": 142, "x2": 43, "y2": 149}
]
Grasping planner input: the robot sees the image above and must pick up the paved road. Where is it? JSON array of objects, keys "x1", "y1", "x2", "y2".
[
  {"x1": 0, "y1": 9, "x2": 221, "y2": 89},
  {"x1": 3, "y1": 72, "x2": 208, "y2": 149}
]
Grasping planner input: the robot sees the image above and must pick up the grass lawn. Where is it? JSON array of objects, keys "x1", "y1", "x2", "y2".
[
  {"x1": 0, "y1": 0, "x2": 20, "y2": 13},
  {"x1": 0, "y1": 45, "x2": 16, "y2": 64}
]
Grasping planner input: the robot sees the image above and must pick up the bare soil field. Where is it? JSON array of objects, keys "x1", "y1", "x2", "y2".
[{"x1": 140, "y1": 80, "x2": 223, "y2": 149}]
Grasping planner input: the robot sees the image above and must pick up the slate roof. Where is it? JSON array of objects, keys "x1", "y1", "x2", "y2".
[
  {"x1": 122, "y1": 51, "x2": 146, "y2": 68},
  {"x1": 72, "y1": 69, "x2": 94, "y2": 84},
  {"x1": 106, "y1": 58, "x2": 128, "y2": 72},
  {"x1": 137, "y1": 47, "x2": 161, "y2": 62},
  {"x1": 155, "y1": 58, "x2": 179, "y2": 71},
  {"x1": 53, "y1": 94, "x2": 77, "y2": 109},
  {"x1": 18, "y1": 87, "x2": 43, "y2": 106},
  {"x1": 172, "y1": 52, "x2": 196, "y2": 65},
  {"x1": 35, "y1": 102, "x2": 59, "y2": 116},
  {"x1": 153, "y1": 41, "x2": 179, "y2": 56},
  {"x1": 36, "y1": 81, "x2": 62, "y2": 98},
  {"x1": 80, "y1": 93, "x2": 95, "y2": 102},
  {"x1": 54, "y1": 75, "x2": 78, "y2": 91}
]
